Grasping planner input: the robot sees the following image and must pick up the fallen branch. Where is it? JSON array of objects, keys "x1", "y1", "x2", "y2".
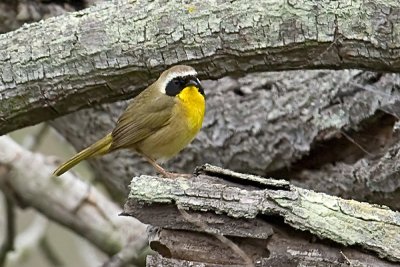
[
  {"x1": 0, "y1": 136, "x2": 148, "y2": 264},
  {"x1": 124, "y1": 164, "x2": 400, "y2": 266}
]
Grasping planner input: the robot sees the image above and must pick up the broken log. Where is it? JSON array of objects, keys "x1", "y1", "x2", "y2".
[{"x1": 123, "y1": 164, "x2": 400, "y2": 266}]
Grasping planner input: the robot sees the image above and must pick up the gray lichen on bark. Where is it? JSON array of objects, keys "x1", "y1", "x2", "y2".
[{"x1": 125, "y1": 165, "x2": 400, "y2": 263}]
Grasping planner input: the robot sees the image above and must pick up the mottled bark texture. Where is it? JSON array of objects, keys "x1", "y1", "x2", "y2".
[
  {"x1": 52, "y1": 70, "x2": 400, "y2": 209},
  {"x1": 124, "y1": 165, "x2": 400, "y2": 266},
  {"x1": 2, "y1": 0, "x2": 400, "y2": 134}
]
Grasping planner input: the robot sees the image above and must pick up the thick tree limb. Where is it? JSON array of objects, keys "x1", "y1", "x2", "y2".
[
  {"x1": 124, "y1": 164, "x2": 400, "y2": 265},
  {"x1": 2, "y1": 0, "x2": 400, "y2": 134},
  {"x1": 0, "y1": 136, "x2": 148, "y2": 263}
]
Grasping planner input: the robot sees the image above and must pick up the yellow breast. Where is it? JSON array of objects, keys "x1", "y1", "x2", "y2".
[
  {"x1": 177, "y1": 86, "x2": 206, "y2": 136},
  {"x1": 137, "y1": 86, "x2": 205, "y2": 160}
]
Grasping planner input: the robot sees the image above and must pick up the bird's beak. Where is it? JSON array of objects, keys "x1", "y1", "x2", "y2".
[{"x1": 186, "y1": 79, "x2": 205, "y2": 96}]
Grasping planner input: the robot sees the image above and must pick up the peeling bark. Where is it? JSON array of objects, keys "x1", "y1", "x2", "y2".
[
  {"x1": 124, "y1": 165, "x2": 400, "y2": 266},
  {"x1": 2, "y1": 0, "x2": 400, "y2": 134}
]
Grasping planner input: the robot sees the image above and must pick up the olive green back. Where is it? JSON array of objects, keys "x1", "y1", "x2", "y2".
[{"x1": 110, "y1": 85, "x2": 175, "y2": 150}]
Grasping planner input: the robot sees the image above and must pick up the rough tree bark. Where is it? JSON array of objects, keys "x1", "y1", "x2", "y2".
[
  {"x1": 124, "y1": 165, "x2": 400, "y2": 266},
  {"x1": 1, "y1": 0, "x2": 400, "y2": 134}
]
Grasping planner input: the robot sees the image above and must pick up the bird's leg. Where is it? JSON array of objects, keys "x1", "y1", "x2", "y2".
[
  {"x1": 142, "y1": 155, "x2": 192, "y2": 178},
  {"x1": 143, "y1": 155, "x2": 170, "y2": 177}
]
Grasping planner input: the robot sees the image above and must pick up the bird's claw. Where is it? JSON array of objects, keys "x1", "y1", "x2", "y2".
[{"x1": 161, "y1": 171, "x2": 192, "y2": 179}]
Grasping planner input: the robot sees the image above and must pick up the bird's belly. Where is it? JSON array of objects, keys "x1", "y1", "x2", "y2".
[
  {"x1": 136, "y1": 120, "x2": 198, "y2": 160},
  {"x1": 136, "y1": 87, "x2": 205, "y2": 160}
]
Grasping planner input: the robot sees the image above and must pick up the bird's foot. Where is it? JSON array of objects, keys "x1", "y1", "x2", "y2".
[
  {"x1": 141, "y1": 154, "x2": 192, "y2": 179},
  {"x1": 160, "y1": 171, "x2": 192, "y2": 179}
]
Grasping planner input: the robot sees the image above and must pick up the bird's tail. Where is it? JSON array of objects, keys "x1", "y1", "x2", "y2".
[{"x1": 53, "y1": 133, "x2": 113, "y2": 176}]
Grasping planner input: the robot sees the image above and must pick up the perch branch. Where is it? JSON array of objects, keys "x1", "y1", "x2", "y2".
[{"x1": 124, "y1": 164, "x2": 400, "y2": 265}]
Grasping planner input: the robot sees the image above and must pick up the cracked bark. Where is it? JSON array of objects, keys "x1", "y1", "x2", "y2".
[
  {"x1": 1, "y1": 0, "x2": 400, "y2": 134},
  {"x1": 124, "y1": 165, "x2": 400, "y2": 266},
  {"x1": 51, "y1": 70, "x2": 400, "y2": 209}
]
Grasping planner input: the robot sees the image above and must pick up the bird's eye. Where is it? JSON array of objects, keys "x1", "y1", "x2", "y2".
[
  {"x1": 165, "y1": 78, "x2": 184, "y2": 96},
  {"x1": 165, "y1": 76, "x2": 204, "y2": 97}
]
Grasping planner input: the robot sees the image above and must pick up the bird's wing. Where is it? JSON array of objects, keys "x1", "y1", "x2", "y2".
[{"x1": 110, "y1": 90, "x2": 175, "y2": 150}]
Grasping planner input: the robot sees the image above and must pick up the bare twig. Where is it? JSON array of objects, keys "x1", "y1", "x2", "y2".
[
  {"x1": 340, "y1": 250, "x2": 351, "y2": 265},
  {"x1": 350, "y1": 82, "x2": 396, "y2": 100},
  {"x1": 339, "y1": 130, "x2": 374, "y2": 157}
]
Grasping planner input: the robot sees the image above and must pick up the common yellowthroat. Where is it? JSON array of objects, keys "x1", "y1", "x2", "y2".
[{"x1": 53, "y1": 65, "x2": 205, "y2": 178}]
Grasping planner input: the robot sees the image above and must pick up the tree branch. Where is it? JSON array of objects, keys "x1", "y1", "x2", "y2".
[
  {"x1": 39, "y1": 236, "x2": 64, "y2": 267},
  {"x1": 0, "y1": 136, "x2": 148, "y2": 262},
  {"x1": 124, "y1": 164, "x2": 400, "y2": 265},
  {"x1": 1, "y1": 0, "x2": 400, "y2": 134},
  {"x1": 5, "y1": 214, "x2": 49, "y2": 266}
]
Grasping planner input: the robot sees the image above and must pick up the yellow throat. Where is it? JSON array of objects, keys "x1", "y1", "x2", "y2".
[{"x1": 177, "y1": 85, "x2": 206, "y2": 135}]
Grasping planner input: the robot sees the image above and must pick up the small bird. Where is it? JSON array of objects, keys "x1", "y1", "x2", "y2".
[{"x1": 53, "y1": 65, "x2": 206, "y2": 178}]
